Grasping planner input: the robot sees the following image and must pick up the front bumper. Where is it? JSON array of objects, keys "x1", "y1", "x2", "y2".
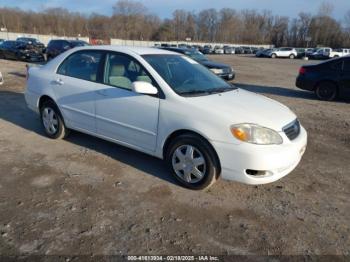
[
  {"x1": 212, "y1": 125, "x2": 307, "y2": 185},
  {"x1": 218, "y1": 72, "x2": 235, "y2": 80}
]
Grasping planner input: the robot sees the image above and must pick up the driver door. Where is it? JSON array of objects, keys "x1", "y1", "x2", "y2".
[{"x1": 94, "y1": 52, "x2": 160, "y2": 152}]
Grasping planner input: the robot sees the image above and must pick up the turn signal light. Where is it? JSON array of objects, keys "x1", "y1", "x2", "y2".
[{"x1": 231, "y1": 127, "x2": 247, "y2": 141}]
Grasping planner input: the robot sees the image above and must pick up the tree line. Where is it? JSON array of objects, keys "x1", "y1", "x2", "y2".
[{"x1": 1, "y1": 0, "x2": 350, "y2": 47}]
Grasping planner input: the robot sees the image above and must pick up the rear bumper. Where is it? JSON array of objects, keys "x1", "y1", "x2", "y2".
[
  {"x1": 212, "y1": 126, "x2": 307, "y2": 185},
  {"x1": 24, "y1": 89, "x2": 40, "y2": 114},
  {"x1": 296, "y1": 75, "x2": 315, "y2": 91}
]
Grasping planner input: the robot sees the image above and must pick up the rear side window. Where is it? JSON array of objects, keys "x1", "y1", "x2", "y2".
[{"x1": 57, "y1": 51, "x2": 103, "y2": 82}]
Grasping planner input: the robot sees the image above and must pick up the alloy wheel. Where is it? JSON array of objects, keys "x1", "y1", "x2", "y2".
[
  {"x1": 171, "y1": 145, "x2": 206, "y2": 184},
  {"x1": 42, "y1": 107, "x2": 59, "y2": 135}
]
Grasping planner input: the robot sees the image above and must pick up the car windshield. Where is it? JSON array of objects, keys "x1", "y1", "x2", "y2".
[
  {"x1": 142, "y1": 54, "x2": 235, "y2": 96},
  {"x1": 184, "y1": 50, "x2": 209, "y2": 62}
]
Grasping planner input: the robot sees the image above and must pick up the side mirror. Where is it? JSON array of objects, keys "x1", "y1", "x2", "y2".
[{"x1": 131, "y1": 81, "x2": 158, "y2": 95}]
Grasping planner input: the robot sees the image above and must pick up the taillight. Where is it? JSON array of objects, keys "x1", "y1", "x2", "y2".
[{"x1": 299, "y1": 67, "x2": 307, "y2": 75}]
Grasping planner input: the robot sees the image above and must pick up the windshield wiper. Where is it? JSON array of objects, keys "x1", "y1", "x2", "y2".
[
  {"x1": 180, "y1": 90, "x2": 210, "y2": 95},
  {"x1": 206, "y1": 86, "x2": 237, "y2": 94}
]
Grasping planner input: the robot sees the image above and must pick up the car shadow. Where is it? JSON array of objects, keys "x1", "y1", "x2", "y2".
[
  {"x1": 0, "y1": 90, "x2": 177, "y2": 186},
  {"x1": 8, "y1": 71, "x2": 26, "y2": 78}
]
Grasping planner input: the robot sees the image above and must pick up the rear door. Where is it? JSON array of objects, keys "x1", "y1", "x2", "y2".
[{"x1": 53, "y1": 50, "x2": 104, "y2": 132}]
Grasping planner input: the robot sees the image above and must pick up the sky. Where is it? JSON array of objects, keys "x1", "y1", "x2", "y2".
[{"x1": 0, "y1": 0, "x2": 349, "y2": 20}]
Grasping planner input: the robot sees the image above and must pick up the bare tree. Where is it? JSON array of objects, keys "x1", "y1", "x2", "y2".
[{"x1": 0, "y1": 1, "x2": 349, "y2": 47}]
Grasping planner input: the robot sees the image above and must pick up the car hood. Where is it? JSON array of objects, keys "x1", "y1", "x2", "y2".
[
  {"x1": 200, "y1": 60, "x2": 231, "y2": 69},
  {"x1": 187, "y1": 88, "x2": 296, "y2": 131}
]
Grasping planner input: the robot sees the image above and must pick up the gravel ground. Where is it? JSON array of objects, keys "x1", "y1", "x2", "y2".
[{"x1": 0, "y1": 55, "x2": 349, "y2": 258}]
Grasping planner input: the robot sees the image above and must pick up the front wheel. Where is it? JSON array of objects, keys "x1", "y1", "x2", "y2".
[
  {"x1": 289, "y1": 54, "x2": 295, "y2": 59},
  {"x1": 271, "y1": 53, "x2": 277, "y2": 58},
  {"x1": 315, "y1": 82, "x2": 337, "y2": 101},
  {"x1": 166, "y1": 134, "x2": 219, "y2": 190},
  {"x1": 40, "y1": 100, "x2": 69, "y2": 139}
]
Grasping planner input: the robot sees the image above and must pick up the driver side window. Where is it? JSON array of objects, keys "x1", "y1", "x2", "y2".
[{"x1": 103, "y1": 53, "x2": 154, "y2": 90}]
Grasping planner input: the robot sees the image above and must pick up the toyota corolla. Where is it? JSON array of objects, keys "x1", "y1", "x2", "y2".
[{"x1": 25, "y1": 46, "x2": 307, "y2": 190}]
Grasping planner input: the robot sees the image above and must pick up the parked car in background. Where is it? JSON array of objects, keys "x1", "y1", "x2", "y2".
[
  {"x1": 25, "y1": 46, "x2": 307, "y2": 189},
  {"x1": 202, "y1": 45, "x2": 213, "y2": 54},
  {"x1": 327, "y1": 48, "x2": 350, "y2": 58},
  {"x1": 307, "y1": 47, "x2": 331, "y2": 60},
  {"x1": 296, "y1": 56, "x2": 350, "y2": 101},
  {"x1": 159, "y1": 47, "x2": 235, "y2": 80},
  {"x1": 16, "y1": 37, "x2": 45, "y2": 53},
  {"x1": 223, "y1": 46, "x2": 235, "y2": 54},
  {"x1": 295, "y1": 48, "x2": 306, "y2": 58},
  {"x1": 234, "y1": 47, "x2": 244, "y2": 54},
  {"x1": 269, "y1": 47, "x2": 298, "y2": 59},
  {"x1": 0, "y1": 40, "x2": 44, "y2": 62},
  {"x1": 0, "y1": 71, "x2": 3, "y2": 85},
  {"x1": 46, "y1": 39, "x2": 89, "y2": 60},
  {"x1": 251, "y1": 47, "x2": 259, "y2": 54},
  {"x1": 305, "y1": 48, "x2": 318, "y2": 57},
  {"x1": 241, "y1": 46, "x2": 253, "y2": 54},
  {"x1": 256, "y1": 48, "x2": 273, "y2": 58},
  {"x1": 214, "y1": 45, "x2": 224, "y2": 54},
  {"x1": 0, "y1": 39, "x2": 5, "y2": 45}
]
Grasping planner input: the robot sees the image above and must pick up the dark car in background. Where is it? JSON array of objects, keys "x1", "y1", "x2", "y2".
[
  {"x1": 159, "y1": 47, "x2": 235, "y2": 80},
  {"x1": 16, "y1": 37, "x2": 45, "y2": 53},
  {"x1": 46, "y1": 39, "x2": 89, "y2": 60},
  {"x1": 256, "y1": 48, "x2": 273, "y2": 57},
  {"x1": 296, "y1": 48, "x2": 306, "y2": 58},
  {"x1": 0, "y1": 39, "x2": 4, "y2": 45},
  {"x1": 0, "y1": 40, "x2": 44, "y2": 62},
  {"x1": 234, "y1": 46, "x2": 244, "y2": 54},
  {"x1": 241, "y1": 46, "x2": 253, "y2": 54},
  {"x1": 296, "y1": 56, "x2": 350, "y2": 101}
]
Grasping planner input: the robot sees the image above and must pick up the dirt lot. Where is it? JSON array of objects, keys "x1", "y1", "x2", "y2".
[{"x1": 0, "y1": 55, "x2": 349, "y2": 257}]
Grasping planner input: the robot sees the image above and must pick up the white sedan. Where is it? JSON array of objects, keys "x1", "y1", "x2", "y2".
[{"x1": 25, "y1": 46, "x2": 307, "y2": 190}]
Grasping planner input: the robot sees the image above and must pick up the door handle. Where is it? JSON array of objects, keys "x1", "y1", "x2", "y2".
[
  {"x1": 53, "y1": 78, "x2": 64, "y2": 85},
  {"x1": 96, "y1": 90, "x2": 108, "y2": 97}
]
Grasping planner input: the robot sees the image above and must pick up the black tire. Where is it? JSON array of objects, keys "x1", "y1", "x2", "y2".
[
  {"x1": 315, "y1": 82, "x2": 338, "y2": 101},
  {"x1": 289, "y1": 54, "x2": 295, "y2": 59},
  {"x1": 166, "y1": 133, "x2": 219, "y2": 190},
  {"x1": 0, "y1": 51, "x2": 4, "y2": 59},
  {"x1": 40, "y1": 100, "x2": 69, "y2": 139},
  {"x1": 271, "y1": 53, "x2": 277, "y2": 59}
]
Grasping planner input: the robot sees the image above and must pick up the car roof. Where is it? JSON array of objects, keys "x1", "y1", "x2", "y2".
[{"x1": 71, "y1": 45, "x2": 180, "y2": 55}]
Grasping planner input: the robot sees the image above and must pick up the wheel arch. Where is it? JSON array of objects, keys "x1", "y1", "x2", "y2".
[
  {"x1": 38, "y1": 95, "x2": 66, "y2": 125},
  {"x1": 162, "y1": 129, "x2": 222, "y2": 177},
  {"x1": 38, "y1": 95, "x2": 55, "y2": 110},
  {"x1": 314, "y1": 79, "x2": 339, "y2": 92}
]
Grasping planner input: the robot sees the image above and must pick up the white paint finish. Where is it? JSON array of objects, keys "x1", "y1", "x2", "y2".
[{"x1": 25, "y1": 45, "x2": 307, "y2": 185}]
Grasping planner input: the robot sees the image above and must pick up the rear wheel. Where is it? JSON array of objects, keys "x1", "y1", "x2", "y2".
[
  {"x1": 40, "y1": 100, "x2": 69, "y2": 139},
  {"x1": 166, "y1": 134, "x2": 219, "y2": 190},
  {"x1": 315, "y1": 82, "x2": 338, "y2": 101}
]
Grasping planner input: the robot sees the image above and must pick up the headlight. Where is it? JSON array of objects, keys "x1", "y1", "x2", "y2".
[
  {"x1": 210, "y1": 68, "x2": 224, "y2": 74},
  {"x1": 230, "y1": 124, "x2": 283, "y2": 145}
]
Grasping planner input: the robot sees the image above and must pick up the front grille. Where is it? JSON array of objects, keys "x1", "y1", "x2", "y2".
[{"x1": 283, "y1": 119, "x2": 300, "y2": 141}]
